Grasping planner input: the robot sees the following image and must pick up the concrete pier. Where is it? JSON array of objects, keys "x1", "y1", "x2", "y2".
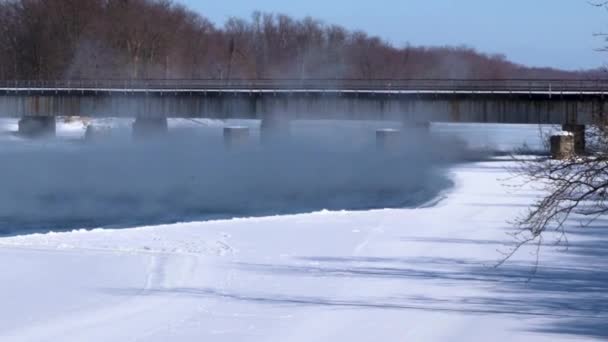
[
  {"x1": 224, "y1": 126, "x2": 250, "y2": 148},
  {"x1": 132, "y1": 118, "x2": 168, "y2": 139},
  {"x1": 18, "y1": 116, "x2": 56, "y2": 137},
  {"x1": 84, "y1": 125, "x2": 111, "y2": 142},
  {"x1": 550, "y1": 133, "x2": 575, "y2": 160},
  {"x1": 562, "y1": 124, "x2": 585, "y2": 154},
  {"x1": 376, "y1": 129, "x2": 402, "y2": 150}
]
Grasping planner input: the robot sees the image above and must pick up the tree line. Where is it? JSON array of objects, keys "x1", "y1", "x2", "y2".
[{"x1": 0, "y1": 0, "x2": 600, "y2": 80}]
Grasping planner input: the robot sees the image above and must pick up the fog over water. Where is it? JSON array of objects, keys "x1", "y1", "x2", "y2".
[{"x1": 0, "y1": 120, "x2": 549, "y2": 235}]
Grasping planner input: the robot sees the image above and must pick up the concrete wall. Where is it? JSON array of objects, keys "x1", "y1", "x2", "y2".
[{"x1": 0, "y1": 91, "x2": 604, "y2": 124}]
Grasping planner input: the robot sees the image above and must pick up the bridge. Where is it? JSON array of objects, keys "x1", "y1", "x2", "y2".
[{"x1": 2, "y1": 79, "x2": 606, "y2": 148}]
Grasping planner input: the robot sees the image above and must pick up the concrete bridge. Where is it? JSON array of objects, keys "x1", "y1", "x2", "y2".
[{"x1": 2, "y1": 79, "x2": 607, "y2": 147}]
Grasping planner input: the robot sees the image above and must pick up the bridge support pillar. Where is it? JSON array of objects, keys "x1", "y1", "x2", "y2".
[
  {"x1": 132, "y1": 118, "x2": 168, "y2": 139},
  {"x1": 376, "y1": 129, "x2": 402, "y2": 150},
  {"x1": 260, "y1": 115, "x2": 290, "y2": 144},
  {"x1": 562, "y1": 124, "x2": 585, "y2": 154},
  {"x1": 224, "y1": 126, "x2": 250, "y2": 149},
  {"x1": 18, "y1": 116, "x2": 56, "y2": 138},
  {"x1": 85, "y1": 125, "x2": 112, "y2": 142},
  {"x1": 551, "y1": 133, "x2": 575, "y2": 160}
]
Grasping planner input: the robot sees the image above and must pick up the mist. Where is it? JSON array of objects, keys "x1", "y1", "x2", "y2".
[{"x1": 0, "y1": 122, "x2": 477, "y2": 235}]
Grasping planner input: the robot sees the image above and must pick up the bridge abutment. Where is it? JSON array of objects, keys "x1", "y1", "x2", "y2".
[
  {"x1": 132, "y1": 118, "x2": 168, "y2": 139},
  {"x1": 551, "y1": 133, "x2": 575, "y2": 160},
  {"x1": 18, "y1": 116, "x2": 56, "y2": 138},
  {"x1": 562, "y1": 124, "x2": 585, "y2": 154},
  {"x1": 84, "y1": 125, "x2": 112, "y2": 142}
]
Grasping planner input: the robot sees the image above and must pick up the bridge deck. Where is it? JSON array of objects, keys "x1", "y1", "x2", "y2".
[{"x1": 0, "y1": 79, "x2": 606, "y2": 124}]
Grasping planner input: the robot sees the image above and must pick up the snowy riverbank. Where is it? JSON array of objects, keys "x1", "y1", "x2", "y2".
[{"x1": 0, "y1": 158, "x2": 605, "y2": 341}]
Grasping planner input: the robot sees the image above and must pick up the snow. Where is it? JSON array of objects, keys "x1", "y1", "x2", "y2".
[{"x1": 0, "y1": 156, "x2": 604, "y2": 341}]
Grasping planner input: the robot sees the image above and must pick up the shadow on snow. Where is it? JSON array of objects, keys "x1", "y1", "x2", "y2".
[{"x1": 105, "y1": 219, "x2": 608, "y2": 339}]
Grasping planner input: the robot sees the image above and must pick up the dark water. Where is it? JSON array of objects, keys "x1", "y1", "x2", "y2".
[{"x1": 0, "y1": 126, "x2": 471, "y2": 236}]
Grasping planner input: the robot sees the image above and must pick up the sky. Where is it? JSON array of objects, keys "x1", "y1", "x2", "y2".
[{"x1": 178, "y1": 0, "x2": 608, "y2": 71}]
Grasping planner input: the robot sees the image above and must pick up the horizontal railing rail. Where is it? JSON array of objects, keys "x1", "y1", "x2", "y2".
[{"x1": 0, "y1": 79, "x2": 608, "y2": 92}]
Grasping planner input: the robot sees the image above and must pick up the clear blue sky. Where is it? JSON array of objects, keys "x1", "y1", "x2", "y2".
[{"x1": 178, "y1": 0, "x2": 608, "y2": 70}]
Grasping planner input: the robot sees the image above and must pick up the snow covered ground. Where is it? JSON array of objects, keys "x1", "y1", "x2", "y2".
[{"x1": 0, "y1": 120, "x2": 603, "y2": 341}]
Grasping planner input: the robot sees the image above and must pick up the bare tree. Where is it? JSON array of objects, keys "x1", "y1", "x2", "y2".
[
  {"x1": 0, "y1": 0, "x2": 602, "y2": 80},
  {"x1": 496, "y1": 2, "x2": 608, "y2": 266},
  {"x1": 498, "y1": 123, "x2": 608, "y2": 269}
]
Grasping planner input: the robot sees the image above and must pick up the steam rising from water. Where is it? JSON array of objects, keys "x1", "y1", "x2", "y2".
[{"x1": 0, "y1": 123, "x2": 471, "y2": 235}]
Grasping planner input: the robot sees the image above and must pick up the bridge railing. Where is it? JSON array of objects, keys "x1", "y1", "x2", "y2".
[{"x1": 1, "y1": 79, "x2": 608, "y2": 92}]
